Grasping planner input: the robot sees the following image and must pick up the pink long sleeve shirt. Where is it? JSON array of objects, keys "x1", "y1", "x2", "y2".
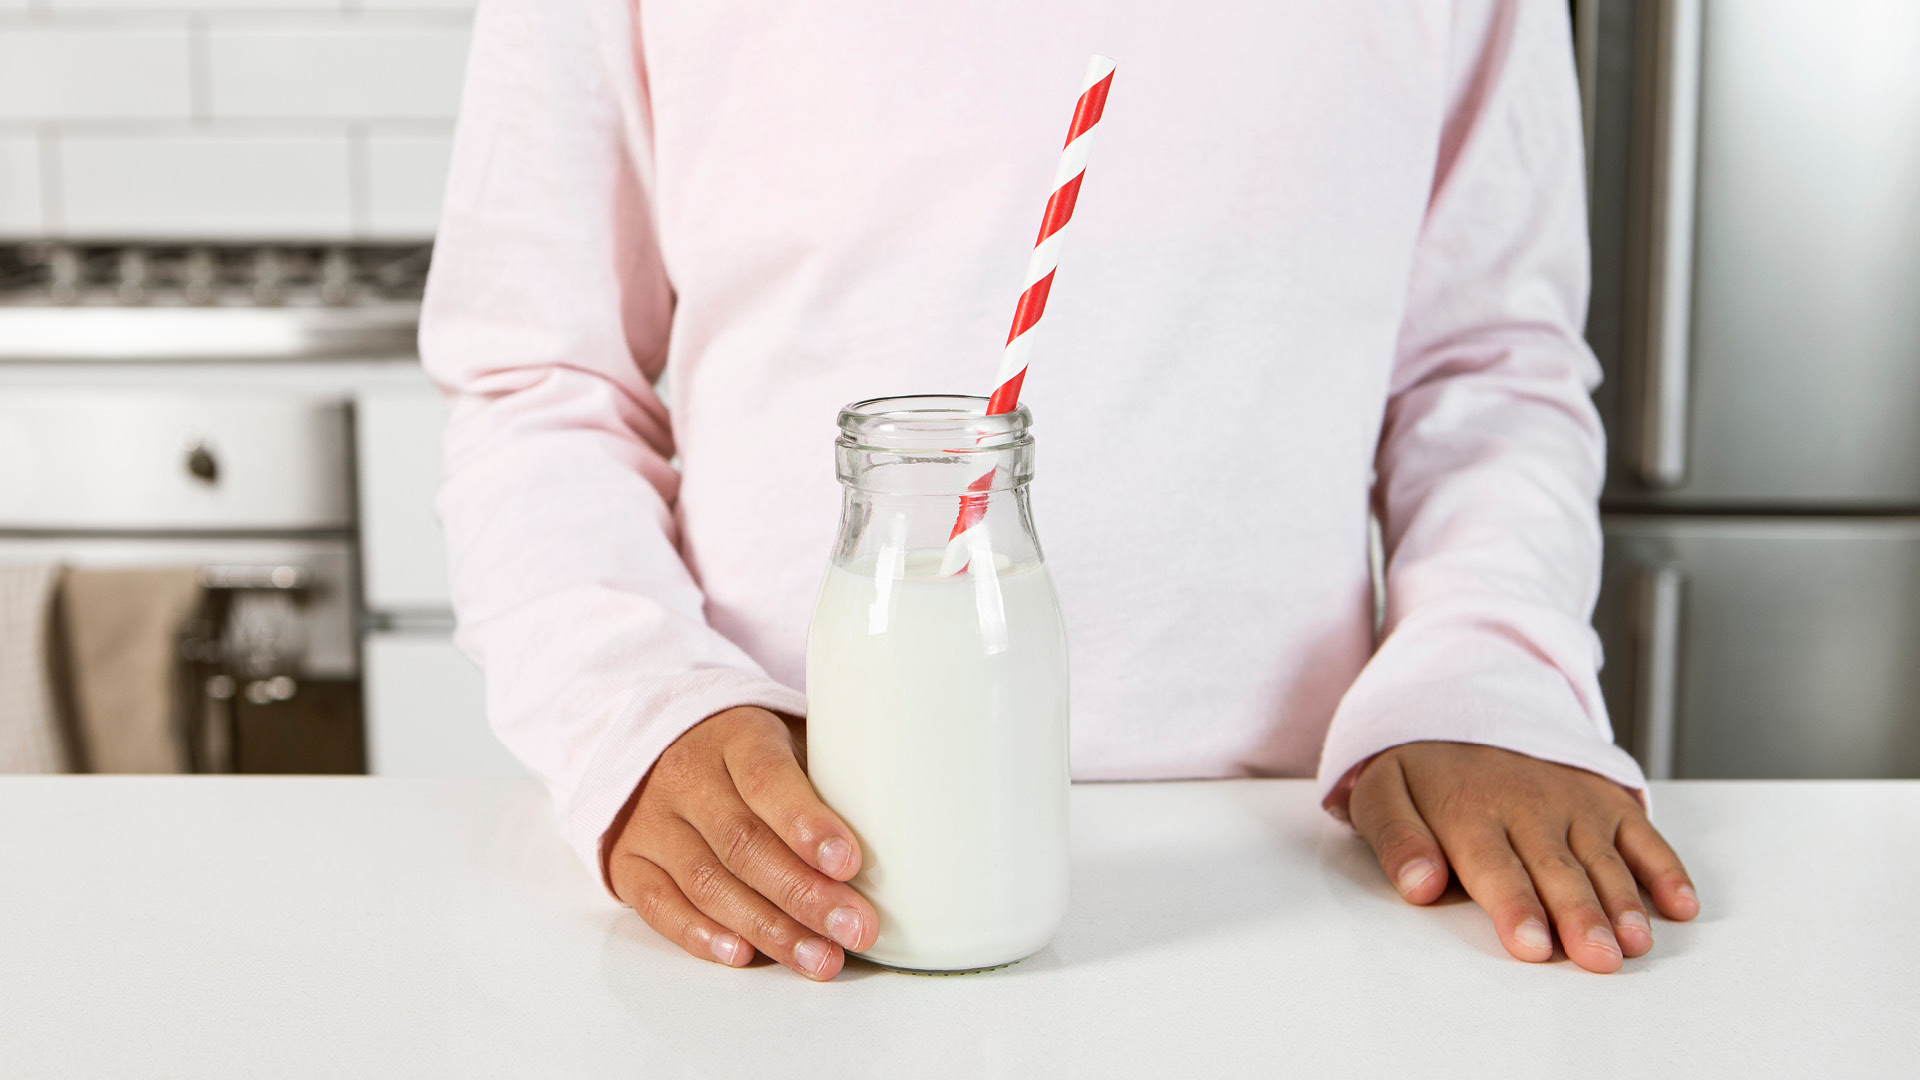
[{"x1": 421, "y1": 0, "x2": 1646, "y2": 875}]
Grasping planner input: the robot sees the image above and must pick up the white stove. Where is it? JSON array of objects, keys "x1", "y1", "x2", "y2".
[
  {"x1": 0, "y1": 242, "x2": 427, "y2": 361},
  {"x1": 0, "y1": 239, "x2": 519, "y2": 779}
]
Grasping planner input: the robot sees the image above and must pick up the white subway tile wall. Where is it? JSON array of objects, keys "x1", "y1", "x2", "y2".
[
  {"x1": 51, "y1": 2, "x2": 341, "y2": 10},
  {"x1": 358, "y1": 1, "x2": 477, "y2": 11},
  {"x1": 0, "y1": 3, "x2": 473, "y2": 239},
  {"x1": 364, "y1": 131, "x2": 451, "y2": 237},
  {"x1": 0, "y1": 135, "x2": 42, "y2": 233},
  {"x1": 52, "y1": 2, "x2": 342, "y2": 10},
  {"x1": 62, "y1": 133, "x2": 353, "y2": 236},
  {"x1": 207, "y1": 23, "x2": 470, "y2": 120},
  {"x1": 0, "y1": 25, "x2": 193, "y2": 121}
]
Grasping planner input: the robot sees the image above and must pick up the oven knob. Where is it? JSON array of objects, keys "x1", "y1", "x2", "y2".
[{"x1": 183, "y1": 438, "x2": 219, "y2": 484}]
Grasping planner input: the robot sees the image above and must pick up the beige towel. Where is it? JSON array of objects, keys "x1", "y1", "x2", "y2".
[
  {"x1": 0, "y1": 563, "x2": 68, "y2": 773},
  {"x1": 59, "y1": 568, "x2": 205, "y2": 774}
]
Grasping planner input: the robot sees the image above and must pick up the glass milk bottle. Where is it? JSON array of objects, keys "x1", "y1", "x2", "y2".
[{"x1": 805, "y1": 395, "x2": 1070, "y2": 973}]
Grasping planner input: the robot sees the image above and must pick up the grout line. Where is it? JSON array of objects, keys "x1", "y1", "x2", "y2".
[
  {"x1": 178, "y1": 10, "x2": 473, "y2": 30},
  {"x1": 1, "y1": 11, "x2": 212, "y2": 29},
  {"x1": 0, "y1": 119, "x2": 457, "y2": 137},
  {"x1": 1, "y1": 10, "x2": 473, "y2": 31},
  {"x1": 37, "y1": 126, "x2": 62, "y2": 235}
]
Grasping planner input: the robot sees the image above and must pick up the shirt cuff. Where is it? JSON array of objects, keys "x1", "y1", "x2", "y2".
[{"x1": 1316, "y1": 622, "x2": 1646, "y2": 823}]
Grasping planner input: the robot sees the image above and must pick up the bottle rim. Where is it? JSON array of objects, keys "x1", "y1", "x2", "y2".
[{"x1": 836, "y1": 395, "x2": 1032, "y2": 452}]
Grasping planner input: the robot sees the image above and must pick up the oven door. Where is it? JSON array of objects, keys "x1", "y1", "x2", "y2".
[{"x1": 0, "y1": 535, "x2": 361, "y2": 773}]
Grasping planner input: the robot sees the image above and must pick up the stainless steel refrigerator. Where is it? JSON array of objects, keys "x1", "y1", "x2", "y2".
[{"x1": 1576, "y1": 0, "x2": 1920, "y2": 779}]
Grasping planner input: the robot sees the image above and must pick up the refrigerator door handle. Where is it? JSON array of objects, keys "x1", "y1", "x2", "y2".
[
  {"x1": 1637, "y1": 0, "x2": 1702, "y2": 489},
  {"x1": 1632, "y1": 563, "x2": 1685, "y2": 780}
]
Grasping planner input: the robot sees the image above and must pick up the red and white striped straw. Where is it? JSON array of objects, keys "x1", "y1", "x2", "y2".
[
  {"x1": 943, "y1": 54, "x2": 1114, "y2": 575},
  {"x1": 988, "y1": 53, "x2": 1116, "y2": 416}
]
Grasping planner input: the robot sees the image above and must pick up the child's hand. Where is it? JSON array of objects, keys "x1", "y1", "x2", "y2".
[
  {"x1": 1348, "y1": 741, "x2": 1700, "y2": 973},
  {"x1": 604, "y1": 706, "x2": 878, "y2": 980}
]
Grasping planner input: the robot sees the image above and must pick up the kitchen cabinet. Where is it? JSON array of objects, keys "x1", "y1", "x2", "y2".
[
  {"x1": 362, "y1": 629, "x2": 521, "y2": 778},
  {"x1": 355, "y1": 379, "x2": 453, "y2": 613},
  {"x1": 1596, "y1": 516, "x2": 1920, "y2": 779},
  {"x1": 354, "y1": 377, "x2": 520, "y2": 778}
]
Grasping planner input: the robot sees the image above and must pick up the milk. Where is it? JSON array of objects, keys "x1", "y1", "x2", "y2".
[{"x1": 805, "y1": 550, "x2": 1070, "y2": 971}]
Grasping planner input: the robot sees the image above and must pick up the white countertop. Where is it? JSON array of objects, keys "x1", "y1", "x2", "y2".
[{"x1": 0, "y1": 778, "x2": 1912, "y2": 1078}]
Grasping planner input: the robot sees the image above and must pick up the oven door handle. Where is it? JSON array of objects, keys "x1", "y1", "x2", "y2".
[{"x1": 200, "y1": 564, "x2": 310, "y2": 591}]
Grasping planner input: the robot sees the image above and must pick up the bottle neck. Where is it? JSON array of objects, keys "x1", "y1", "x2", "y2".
[
  {"x1": 833, "y1": 394, "x2": 1033, "y2": 495},
  {"x1": 830, "y1": 395, "x2": 1044, "y2": 573}
]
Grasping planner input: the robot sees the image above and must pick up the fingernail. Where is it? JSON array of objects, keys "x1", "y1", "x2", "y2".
[
  {"x1": 826, "y1": 906, "x2": 863, "y2": 950},
  {"x1": 1515, "y1": 918, "x2": 1553, "y2": 954},
  {"x1": 793, "y1": 937, "x2": 833, "y2": 979},
  {"x1": 710, "y1": 932, "x2": 746, "y2": 966},
  {"x1": 1585, "y1": 924, "x2": 1622, "y2": 956},
  {"x1": 1617, "y1": 909, "x2": 1652, "y2": 941},
  {"x1": 818, "y1": 837, "x2": 853, "y2": 878},
  {"x1": 1395, "y1": 859, "x2": 1439, "y2": 897},
  {"x1": 1676, "y1": 883, "x2": 1699, "y2": 912}
]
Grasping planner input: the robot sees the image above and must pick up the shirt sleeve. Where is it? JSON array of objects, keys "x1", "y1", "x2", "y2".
[
  {"x1": 1316, "y1": 0, "x2": 1647, "y2": 818},
  {"x1": 419, "y1": 0, "x2": 807, "y2": 881}
]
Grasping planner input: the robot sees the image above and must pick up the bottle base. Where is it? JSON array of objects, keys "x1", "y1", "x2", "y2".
[{"x1": 852, "y1": 953, "x2": 1029, "y2": 977}]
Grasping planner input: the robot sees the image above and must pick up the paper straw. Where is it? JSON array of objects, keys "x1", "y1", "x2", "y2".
[
  {"x1": 942, "y1": 54, "x2": 1115, "y2": 575},
  {"x1": 989, "y1": 54, "x2": 1116, "y2": 415}
]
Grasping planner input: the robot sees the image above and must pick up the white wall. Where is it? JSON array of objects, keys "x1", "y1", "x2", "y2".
[{"x1": 0, "y1": 1, "x2": 473, "y2": 239}]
